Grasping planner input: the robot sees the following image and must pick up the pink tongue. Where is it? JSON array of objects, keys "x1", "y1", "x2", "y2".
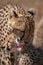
[{"x1": 16, "y1": 44, "x2": 22, "y2": 48}]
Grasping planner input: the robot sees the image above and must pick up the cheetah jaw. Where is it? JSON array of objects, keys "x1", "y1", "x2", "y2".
[{"x1": 15, "y1": 38, "x2": 24, "y2": 52}]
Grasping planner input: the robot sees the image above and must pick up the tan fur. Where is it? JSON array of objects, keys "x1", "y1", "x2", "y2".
[{"x1": 0, "y1": 4, "x2": 35, "y2": 65}]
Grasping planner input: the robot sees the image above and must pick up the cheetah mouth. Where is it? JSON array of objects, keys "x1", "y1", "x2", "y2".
[
  {"x1": 16, "y1": 42, "x2": 24, "y2": 51},
  {"x1": 15, "y1": 38, "x2": 24, "y2": 51},
  {"x1": 16, "y1": 44, "x2": 22, "y2": 48}
]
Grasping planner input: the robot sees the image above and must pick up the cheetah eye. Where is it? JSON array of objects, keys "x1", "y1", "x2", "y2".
[{"x1": 13, "y1": 11, "x2": 18, "y2": 17}]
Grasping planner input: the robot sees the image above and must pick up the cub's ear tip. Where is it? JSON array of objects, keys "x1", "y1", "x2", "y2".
[{"x1": 28, "y1": 8, "x2": 36, "y2": 16}]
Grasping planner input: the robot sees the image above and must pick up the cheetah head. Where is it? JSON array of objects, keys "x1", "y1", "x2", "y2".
[{"x1": 7, "y1": 4, "x2": 36, "y2": 52}]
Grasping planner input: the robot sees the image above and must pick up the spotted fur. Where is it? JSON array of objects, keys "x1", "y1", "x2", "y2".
[
  {"x1": 18, "y1": 54, "x2": 33, "y2": 65},
  {"x1": 0, "y1": 4, "x2": 35, "y2": 65}
]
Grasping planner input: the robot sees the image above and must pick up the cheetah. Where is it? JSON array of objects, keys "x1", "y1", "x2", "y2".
[
  {"x1": 18, "y1": 54, "x2": 33, "y2": 65},
  {"x1": 0, "y1": 4, "x2": 36, "y2": 65}
]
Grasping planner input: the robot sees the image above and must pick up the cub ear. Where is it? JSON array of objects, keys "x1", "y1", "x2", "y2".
[{"x1": 27, "y1": 8, "x2": 36, "y2": 17}]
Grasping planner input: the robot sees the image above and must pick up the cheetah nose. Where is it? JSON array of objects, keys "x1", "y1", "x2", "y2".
[
  {"x1": 15, "y1": 37, "x2": 20, "y2": 45},
  {"x1": 17, "y1": 37, "x2": 20, "y2": 42}
]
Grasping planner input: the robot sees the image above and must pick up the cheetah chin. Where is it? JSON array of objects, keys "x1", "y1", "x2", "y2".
[{"x1": 15, "y1": 37, "x2": 25, "y2": 51}]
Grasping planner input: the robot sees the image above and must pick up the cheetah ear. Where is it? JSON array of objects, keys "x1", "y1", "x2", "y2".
[{"x1": 27, "y1": 8, "x2": 36, "y2": 17}]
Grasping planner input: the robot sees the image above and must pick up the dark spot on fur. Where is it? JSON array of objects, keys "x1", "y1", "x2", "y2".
[
  {"x1": 2, "y1": 61, "x2": 5, "y2": 65},
  {"x1": 13, "y1": 11, "x2": 18, "y2": 17}
]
